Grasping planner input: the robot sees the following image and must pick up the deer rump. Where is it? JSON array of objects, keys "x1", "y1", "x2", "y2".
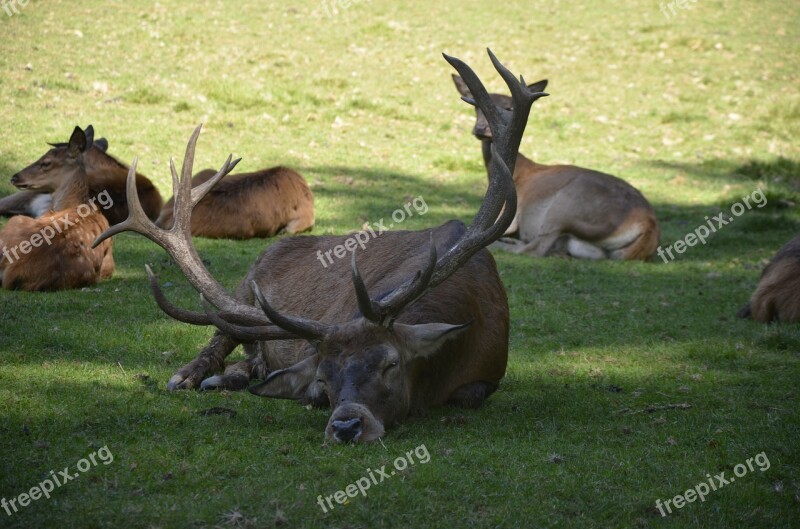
[
  {"x1": 155, "y1": 166, "x2": 314, "y2": 239},
  {"x1": 238, "y1": 220, "x2": 508, "y2": 408},
  {"x1": 738, "y1": 234, "x2": 800, "y2": 323}
]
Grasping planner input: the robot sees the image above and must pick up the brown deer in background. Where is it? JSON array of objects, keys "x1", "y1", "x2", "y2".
[
  {"x1": 737, "y1": 234, "x2": 800, "y2": 323},
  {"x1": 155, "y1": 165, "x2": 314, "y2": 238},
  {"x1": 94, "y1": 50, "x2": 547, "y2": 442},
  {"x1": 4, "y1": 125, "x2": 163, "y2": 225},
  {"x1": 1, "y1": 126, "x2": 114, "y2": 291},
  {"x1": 453, "y1": 76, "x2": 660, "y2": 260}
]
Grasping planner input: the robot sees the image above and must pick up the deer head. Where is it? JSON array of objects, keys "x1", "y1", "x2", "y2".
[{"x1": 11, "y1": 125, "x2": 108, "y2": 192}]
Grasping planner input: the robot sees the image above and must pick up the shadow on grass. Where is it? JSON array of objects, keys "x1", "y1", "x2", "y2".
[{"x1": 648, "y1": 156, "x2": 800, "y2": 193}]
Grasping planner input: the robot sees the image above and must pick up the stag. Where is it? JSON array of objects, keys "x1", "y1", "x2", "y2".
[
  {"x1": 3, "y1": 125, "x2": 163, "y2": 225},
  {"x1": 453, "y1": 76, "x2": 660, "y2": 260},
  {"x1": 0, "y1": 126, "x2": 114, "y2": 291},
  {"x1": 94, "y1": 50, "x2": 547, "y2": 442},
  {"x1": 737, "y1": 234, "x2": 800, "y2": 323},
  {"x1": 155, "y1": 165, "x2": 314, "y2": 238}
]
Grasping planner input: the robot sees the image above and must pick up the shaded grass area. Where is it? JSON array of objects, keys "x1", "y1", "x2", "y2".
[{"x1": 1, "y1": 0, "x2": 799, "y2": 527}]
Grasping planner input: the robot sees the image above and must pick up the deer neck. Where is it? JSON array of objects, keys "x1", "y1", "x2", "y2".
[{"x1": 51, "y1": 162, "x2": 89, "y2": 211}]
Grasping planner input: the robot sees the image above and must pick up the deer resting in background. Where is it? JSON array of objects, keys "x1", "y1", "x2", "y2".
[
  {"x1": 0, "y1": 126, "x2": 114, "y2": 291},
  {"x1": 2, "y1": 125, "x2": 164, "y2": 224},
  {"x1": 94, "y1": 50, "x2": 547, "y2": 442},
  {"x1": 737, "y1": 234, "x2": 800, "y2": 323},
  {"x1": 155, "y1": 165, "x2": 314, "y2": 238},
  {"x1": 453, "y1": 76, "x2": 660, "y2": 260}
]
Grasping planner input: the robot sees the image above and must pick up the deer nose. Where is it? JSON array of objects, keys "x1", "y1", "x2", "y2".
[
  {"x1": 331, "y1": 418, "x2": 362, "y2": 443},
  {"x1": 10, "y1": 173, "x2": 20, "y2": 185},
  {"x1": 474, "y1": 126, "x2": 492, "y2": 139}
]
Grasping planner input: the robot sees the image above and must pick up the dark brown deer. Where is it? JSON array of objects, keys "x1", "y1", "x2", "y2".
[
  {"x1": 94, "y1": 50, "x2": 546, "y2": 442},
  {"x1": 737, "y1": 234, "x2": 800, "y2": 323},
  {"x1": 155, "y1": 166, "x2": 314, "y2": 238},
  {"x1": 5, "y1": 126, "x2": 163, "y2": 225},
  {"x1": 0, "y1": 126, "x2": 114, "y2": 291},
  {"x1": 453, "y1": 76, "x2": 660, "y2": 260}
]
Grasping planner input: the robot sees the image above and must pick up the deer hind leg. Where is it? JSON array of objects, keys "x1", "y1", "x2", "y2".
[
  {"x1": 445, "y1": 381, "x2": 498, "y2": 409},
  {"x1": 168, "y1": 332, "x2": 239, "y2": 390}
]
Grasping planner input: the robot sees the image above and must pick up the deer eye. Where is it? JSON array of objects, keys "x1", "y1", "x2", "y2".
[
  {"x1": 40, "y1": 160, "x2": 51, "y2": 168},
  {"x1": 384, "y1": 361, "x2": 398, "y2": 373}
]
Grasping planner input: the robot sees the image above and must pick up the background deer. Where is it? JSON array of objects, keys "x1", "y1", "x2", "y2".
[
  {"x1": 737, "y1": 234, "x2": 800, "y2": 323},
  {"x1": 94, "y1": 51, "x2": 547, "y2": 442},
  {"x1": 4, "y1": 125, "x2": 164, "y2": 225},
  {"x1": 155, "y1": 165, "x2": 314, "y2": 238},
  {"x1": 1, "y1": 126, "x2": 114, "y2": 291},
  {"x1": 453, "y1": 76, "x2": 660, "y2": 260}
]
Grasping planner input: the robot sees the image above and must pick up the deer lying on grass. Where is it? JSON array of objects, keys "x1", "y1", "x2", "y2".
[
  {"x1": 3, "y1": 125, "x2": 163, "y2": 225},
  {"x1": 155, "y1": 165, "x2": 314, "y2": 238},
  {"x1": 453, "y1": 76, "x2": 660, "y2": 260},
  {"x1": 94, "y1": 50, "x2": 546, "y2": 442},
  {"x1": 737, "y1": 234, "x2": 800, "y2": 323},
  {"x1": 0, "y1": 126, "x2": 114, "y2": 291}
]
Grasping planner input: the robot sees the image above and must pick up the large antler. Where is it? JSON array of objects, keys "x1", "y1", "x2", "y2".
[
  {"x1": 351, "y1": 49, "x2": 548, "y2": 325},
  {"x1": 223, "y1": 49, "x2": 548, "y2": 338},
  {"x1": 92, "y1": 124, "x2": 291, "y2": 335}
]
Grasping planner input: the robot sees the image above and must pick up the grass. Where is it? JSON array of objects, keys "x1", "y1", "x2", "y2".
[{"x1": 1, "y1": 0, "x2": 799, "y2": 527}]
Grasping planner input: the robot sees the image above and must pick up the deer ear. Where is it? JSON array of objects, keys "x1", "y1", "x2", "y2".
[
  {"x1": 66, "y1": 126, "x2": 88, "y2": 158},
  {"x1": 84, "y1": 125, "x2": 95, "y2": 147},
  {"x1": 248, "y1": 354, "x2": 320, "y2": 400},
  {"x1": 527, "y1": 79, "x2": 548, "y2": 93},
  {"x1": 395, "y1": 321, "x2": 473, "y2": 360},
  {"x1": 94, "y1": 137, "x2": 109, "y2": 152},
  {"x1": 452, "y1": 74, "x2": 472, "y2": 98}
]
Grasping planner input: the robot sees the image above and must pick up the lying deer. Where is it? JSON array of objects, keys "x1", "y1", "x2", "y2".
[
  {"x1": 3, "y1": 125, "x2": 163, "y2": 225},
  {"x1": 155, "y1": 165, "x2": 314, "y2": 238},
  {"x1": 1, "y1": 126, "x2": 114, "y2": 291},
  {"x1": 453, "y1": 76, "x2": 660, "y2": 260},
  {"x1": 737, "y1": 234, "x2": 800, "y2": 323},
  {"x1": 94, "y1": 50, "x2": 547, "y2": 442}
]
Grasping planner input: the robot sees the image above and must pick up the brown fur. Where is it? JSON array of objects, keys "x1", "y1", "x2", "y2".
[
  {"x1": 155, "y1": 166, "x2": 314, "y2": 238},
  {"x1": 0, "y1": 127, "x2": 114, "y2": 291},
  {"x1": 453, "y1": 75, "x2": 660, "y2": 260},
  {"x1": 7, "y1": 130, "x2": 163, "y2": 224},
  {"x1": 738, "y1": 235, "x2": 800, "y2": 323},
  {"x1": 169, "y1": 221, "x2": 507, "y2": 440}
]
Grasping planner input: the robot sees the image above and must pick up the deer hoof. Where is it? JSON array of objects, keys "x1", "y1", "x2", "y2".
[
  {"x1": 167, "y1": 374, "x2": 194, "y2": 391},
  {"x1": 199, "y1": 375, "x2": 225, "y2": 391}
]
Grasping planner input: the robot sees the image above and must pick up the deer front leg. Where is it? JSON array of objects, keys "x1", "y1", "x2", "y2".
[{"x1": 167, "y1": 332, "x2": 239, "y2": 390}]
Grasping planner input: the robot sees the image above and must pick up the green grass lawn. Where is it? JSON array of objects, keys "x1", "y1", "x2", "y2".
[{"x1": 1, "y1": 0, "x2": 799, "y2": 527}]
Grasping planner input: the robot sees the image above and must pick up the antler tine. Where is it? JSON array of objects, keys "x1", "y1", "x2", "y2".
[
  {"x1": 93, "y1": 158, "x2": 153, "y2": 245},
  {"x1": 351, "y1": 250, "x2": 382, "y2": 323},
  {"x1": 251, "y1": 281, "x2": 334, "y2": 342}
]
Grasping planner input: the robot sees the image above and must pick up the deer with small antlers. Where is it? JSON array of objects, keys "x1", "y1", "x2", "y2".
[
  {"x1": 94, "y1": 50, "x2": 546, "y2": 442},
  {"x1": 1, "y1": 126, "x2": 114, "y2": 291},
  {"x1": 3, "y1": 125, "x2": 163, "y2": 225},
  {"x1": 453, "y1": 76, "x2": 660, "y2": 260},
  {"x1": 737, "y1": 234, "x2": 800, "y2": 323}
]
